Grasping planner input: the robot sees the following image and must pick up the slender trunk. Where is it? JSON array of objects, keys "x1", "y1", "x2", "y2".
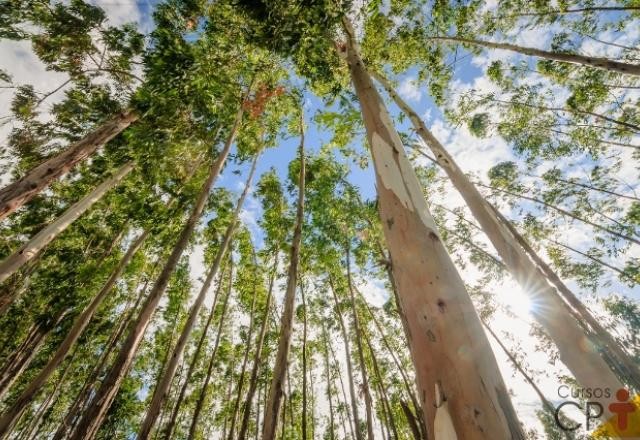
[
  {"x1": 222, "y1": 371, "x2": 235, "y2": 439},
  {"x1": 358, "y1": 291, "x2": 426, "y2": 439},
  {"x1": 371, "y1": 379, "x2": 391, "y2": 440},
  {"x1": 300, "y1": 281, "x2": 308, "y2": 440},
  {"x1": 340, "y1": 24, "x2": 524, "y2": 438},
  {"x1": 160, "y1": 269, "x2": 225, "y2": 440},
  {"x1": 399, "y1": 400, "x2": 422, "y2": 440},
  {"x1": 364, "y1": 331, "x2": 399, "y2": 440},
  {"x1": 430, "y1": 36, "x2": 640, "y2": 76},
  {"x1": 286, "y1": 365, "x2": 295, "y2": 436},
  {"x1": 56, "y1": 274, "x2": 151, "y2": 440},
  {"x1": 139, "y1": 154, "x2": 258, "y2": 440},
  {"x1": 483, "y1": 323, "x2": 554, "y2": 412},
  {"x1": 321, "y1": 322, "x2": 336, "y2": 440},
  {"x1": 531, "y1": 174, "x2": 640, "y2": 202},
  {"x1": 16, "y1": 345, "x2": 78, "y2": 440},
  {"x1": 494, "y1": 208, "x2": 640, "y2": 391},
  {"x1": 187, "y1": 261, "x2": 234, "y2": 440},
  {"x1": 548, "y1": 237, "x2": 631, "y2": 280},
  {"x1": 0, "y1": 309, "x2": 67, "y2": 402},
  {"x1": 373, "y1": 70, "x2": 626, "y2": 416},
  {"x1": 330, "y1": 336, "x2": 356, "y2": 440},
  {"x1": 329, "y1": 278, "x2": 362, "y2": 440},
  {"x1": 511, "y1": 6, "x2": 640, "y2": 16},
  {"x1": 0, "y1": 111, "x2": 138, "y2": 220},
  {"x1": 238, "y1": 253, "x2": 278, "y2": 440},
  {"x1": 0, "y1": 323, "x2": 39, "y2": 381},
  {"x1": 490, "y1": 98, "x2": 640, "y2": 133},
  {"x1": 345, "y1": 247, "x2": 374, "y2": 440},
  {"x1": 0, "y1": 229, "x2": 148, "y2": 437},
  {"x1": 68, "y1": 104, "x2": 243, "y2": 440},
  {"x1": 261, "y1": 127, "x2": 305, "y2": 440},
  {"x1": 226, "y1": 251, "x2": 259, "y2": 440},
  {"x1": 0, "y1": 162, "x2": 134, "y2": 295}
]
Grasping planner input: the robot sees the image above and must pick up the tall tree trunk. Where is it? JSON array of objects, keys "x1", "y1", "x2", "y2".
[
  {"x1": 0, "y1": 111, "x2": 138, "y2": 220},
  {"x1": 187, "y1": 261, "x2": 234, "y2": 440},
  {"x1": 139, "y1": 154, "x2": 259, "y2": 440},
  {"x1": 0, "y1": 162, "x2": 134, "y2": 290},
  {"x1": 339, "y1": 22, "x2": 525, "y2": 438},
  {"x1": 0, "y1": 229, "x2": 148, "y2": 437},
  {"x1": 329, "y1": 278, "x2": 363, "y2": 440},
  {"x1": 430, "y1": 36, "x2": 640, "y2": 76},
  {"x1": 16, "y1": 345, "x2": 78, "y2": 440},
  {"x1": 161, "y1": 273, "x2": 224, "y2": 440},
  {"x1": 357, "y1": 286, "x2": 426, "y2": 439},
  {"x1": 52, "y1": 273, "x2": 150, "y2": 440},
  {"x1": 260, "y1": 126, "x2": 305, "y2": 440},
  {"x1": 364, "y1": 331, "x2": 399, "y2": 440},
  {"x1": 373, "y1": 70, "x2": 625, "y2": 418},
  {"x1": 321, "y1": 322, "x2": 336, "y2": 440},
  {"x1": 238, "y1": 253, "x2": 278, "y2": 440},
  {"x1": 227, "y1": 249, "x2": 260, "y2": 440},
  {"x1": 0, "y1": 309, "x2": 68, "y2": 402},
  {"x1": 345, "y1": 247, "x2": 374, "y2": 440},
  {"x1": 300, "y1": 281, "x2": 308, "y2": 440},
  {"x1": 329, "y1": 335, "x2": 356, "y2": 440},
  {"x1": 67, "y1": 103, "x2": 243, "y2": 440}
]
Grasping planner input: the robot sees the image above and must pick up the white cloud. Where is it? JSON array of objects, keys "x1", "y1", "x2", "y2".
[{"x1": 398, "y1": 77, "x2": 423, "y2": 102}]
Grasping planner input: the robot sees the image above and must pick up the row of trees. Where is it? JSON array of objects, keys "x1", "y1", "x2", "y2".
[{"x1": 0, "y1": 0, "x2": 638, "y2": 439}]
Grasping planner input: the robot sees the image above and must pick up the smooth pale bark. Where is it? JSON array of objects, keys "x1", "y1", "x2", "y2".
[
  {"x1": 260, "y1": 129, "x2": 305, "y2": 440},
  {"x1": 374, "y1": 70, "x2": 625, "y2": 416},
  {"x1": 0, "y1": 229, "x2": 147, "y2": 437},
  {"x1": 329, "y1": 278, "x2": 363, "y2": 440},
  {"x1": 321, "y1": 323, "x2": 336, "y2": 440},
  {"x1": 138, "y1": 154, "x2": 258, "y2": 440},
  {"x1": 0, "y1": 111, "x2": 138, "y2": 220},
  {"x1": 364, "y1": 330, "x2": 399, "y2": 440},
  {"x1": 0, "y1": 309, "x2": 67, "y2": 402},
  {"x1": 301, "y1": 282, "x2": 308, "y2": 440},
  {"x1": 431, "y1": 36, "x2": 640, "y2": 76},
  {"x1": 340, "y1": 22, "x2": 524, "y2": 438},
  {"x1": 238, "y1": 253, "x2": 278, "y2": 440},
  {"x1": 161, "y1": 269, "x2": 226, "y2": 440},
  {"x1": 329, "y1": 333, "x2": 356, "y2": 440},
  {"x1": 345, "y1": 248, "x2": 374, "y2": 440},
  {"x1": 227, "y1": 274, "x2": 258, "y2": 440},
  {"x1": 0, "y1": 162, "x2": 134, "y2": 291},
  {"x1": 187, "y1": 262, "x2": 233, "y2": 440},
  {"x1": 68, "y1": 105, "x2": 242, "y2": 440}
]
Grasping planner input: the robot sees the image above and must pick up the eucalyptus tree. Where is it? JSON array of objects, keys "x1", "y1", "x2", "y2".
[
  {"x1": 238, "y1": 167, "x2": 293, "y2": 440},
  {"x1": 138, "y1": 149, "x2": 260, "y2": 439},
  {"x1": 261, "y1": 112, "x2": 305, "y2": 440}
]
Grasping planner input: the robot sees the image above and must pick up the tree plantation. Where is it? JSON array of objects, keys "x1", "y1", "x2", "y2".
[{"x1": 0, "y1": 0, "x2": 639, "y2": 439}]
